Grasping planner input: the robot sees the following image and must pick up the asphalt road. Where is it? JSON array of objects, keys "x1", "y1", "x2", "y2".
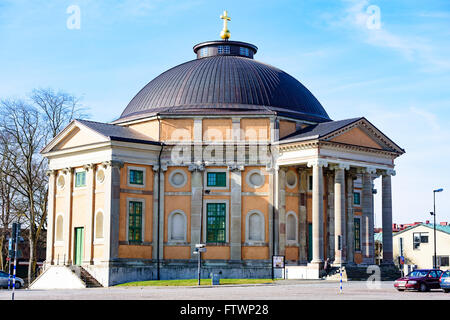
[{"x1": 0, "y1": 280, "x2": 449, "y2": 300}]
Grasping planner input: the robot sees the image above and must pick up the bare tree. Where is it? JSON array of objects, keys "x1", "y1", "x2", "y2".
[
  {"x1": 31, "y1": 88, "x2": 88, "y2": 138},
  {"x1": 0, "y1": 99, "x2": 48, "y2": 283}
]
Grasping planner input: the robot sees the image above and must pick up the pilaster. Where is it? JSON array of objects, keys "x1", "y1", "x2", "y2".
[
  {"x1": 45, "y1": 170, "x2": 57, "y2": 265},
  {"x1": 228, "y1": 164, "x2": 244, "y2": 260},
  {"x1": 189, "y1": 162, "x2": 205, "y2": 259}
]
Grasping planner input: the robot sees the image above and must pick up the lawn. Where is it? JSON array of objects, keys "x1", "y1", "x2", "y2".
[{"x1": 116, "y1": 278, "x2": 275, "y2": 287}]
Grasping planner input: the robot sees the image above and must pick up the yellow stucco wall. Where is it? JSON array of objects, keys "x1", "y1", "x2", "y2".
[
  {"x1": 164, "y1": 246, "x2": 191, "y2": 260},
  {"x1": 241, "y1": 118, "x2": 270, "y2": 141},
  {"x1": 331, "y1": 127, "x2": 382, "y2": 149},
  {"x1": 127, "y1": 119, "x2": 159, "y2": 140},
  {"x1": 203, "y1": 118, "x2": 232, "y2": 141},
  {"x1": 242, "y1": 247, "x2": 269, "y2": 260},
  {"x1": 56, "y1": 127, "x2": 103, "y2": 150},
  {"x1": 161, "y1": 119, "x2": 193, "y2": 141},
  {"x1": 279, "y1": 120, "x2": 297, "y2": 139}
]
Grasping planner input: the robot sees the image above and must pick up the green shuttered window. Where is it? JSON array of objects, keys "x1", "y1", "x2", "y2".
[
  {"x1": 129, "y1": 169, "x2": 144, "y2": 185},
  {"x1": 75, "y1": 171, "x2": 86, "y2": 187},
  {"x1": 207, "y1": 172, "x2": 226, "y2": 187},
  {"x1": 354, "y1": 218, "x2": 361, "y2": 251},
  {"x1": 206, "y1": 203, "x2": 226, "y2": 243},
  {"x1": 128, "y1": 201, "x2": 143, "y2": 243}
]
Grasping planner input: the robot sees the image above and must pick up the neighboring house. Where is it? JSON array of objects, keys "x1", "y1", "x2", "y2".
[{"x1": 393, "y1": 223, "x2": 450, "y2": 270}]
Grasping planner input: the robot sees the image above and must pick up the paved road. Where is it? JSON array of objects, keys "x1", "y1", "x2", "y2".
[{"x1": 1, "y1": 280, "x2": 449, "y2": 300}]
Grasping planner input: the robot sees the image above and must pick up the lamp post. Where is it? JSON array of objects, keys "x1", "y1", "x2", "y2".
[{"x1": 431, "y1": 188, "x2": 443, "y2": 269}]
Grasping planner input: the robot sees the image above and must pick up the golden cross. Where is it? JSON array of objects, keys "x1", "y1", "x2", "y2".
[{"x1": 220, "y1": 10, "x2": 231, "y2": 40}]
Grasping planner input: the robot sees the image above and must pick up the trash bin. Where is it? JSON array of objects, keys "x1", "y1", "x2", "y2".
[{"x1": 211, "y1": 273, "x2": 220, "y2": 285}]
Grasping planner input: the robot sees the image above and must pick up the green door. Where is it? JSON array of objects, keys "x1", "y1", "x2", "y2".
[
  {"x1": 308, "y1": 223, "x2": 312, "y2": 262},
  {"x1": 74, "y1": 227, "x2": 84, "y2": 266}
]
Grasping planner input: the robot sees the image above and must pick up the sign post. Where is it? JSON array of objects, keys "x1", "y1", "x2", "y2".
[
  {"x1": 11, "y1": 222, "x2": 20, "y2": 301},
  {"x1": 338, "y1": 235, "x2": 343, "y2": 294},
  {"x1": 194, "y1": 244, "x2": 206, "y2": 286},
  {"x1": 272, "y1": 255, "x2": 285, "y2": 280}
]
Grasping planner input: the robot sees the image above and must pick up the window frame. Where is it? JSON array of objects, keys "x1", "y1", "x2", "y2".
[
  {"x1": 74, "y1": 170, "x2": 87, "y2": 188},
  {"x1": 353, "y1": 191, "x2": 361, "y2": 206},
  {"x1": 204, "y1": 169, "x2": 229, "y2": 190},
  {"x1": 126, "y1": 198, "x2": 145, "y2": 244},
  {"x1": 354, "y1": 216, "x2": 361, "y2": 252},
  {"x1": 127, "y1": 166, "x2": 146, "y2": 188},
  {"x1": 203, "y1": 199, "x2": 229, "y2": 244}
]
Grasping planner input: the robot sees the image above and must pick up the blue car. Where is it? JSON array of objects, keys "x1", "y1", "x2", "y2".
[{"x1": 440, "y1": 270, "x2": 450, "y2": 293}]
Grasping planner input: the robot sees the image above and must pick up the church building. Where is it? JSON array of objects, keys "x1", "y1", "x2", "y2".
[{"x1": 37, "y1": 12, "x2": 404, "y2": 287}]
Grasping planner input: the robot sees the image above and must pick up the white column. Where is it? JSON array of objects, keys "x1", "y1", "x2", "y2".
[
  {"x1": 361, "y1": 167, "x2": 376, "y2": 265},
  {"x1": 102, "y1": 160, "x2": 123, "y2": 263},
  {"x1": 382, "y1": 170, "x2": 395, "y2": 265},
  {"x1": 63, "y1": 167, "x2": 73, "y2": 265},
  {"x1": 326, "y1": 172, "x2": 334, "y2": 261},
  {"x1": 229, "y1": 164, "x2": 244, "y2": 260},
  {"x1": 277, "y1": 168, "x2": 287, "y2": 256},
  {"x1": 307, "y1": 159, "x2": 328, "y2": 265},
  {"x1": 189, "y1": 163, "x2": 204, "y2": 259},
  {"x1": 45, "y1": 170, "x2": 56, "y2": 265},
  {"x1": 346, "y1": 171, "x2": 356, "y2": 265},
  {"x1": 298, "y1": 168, "x2": 308, "y2": 264},
  {"x1": 333, "y1": 164, "x2": 348, "y2": 265},
  {"x1": 83, "y1": 163, "x2": 95, "y2": 265}
]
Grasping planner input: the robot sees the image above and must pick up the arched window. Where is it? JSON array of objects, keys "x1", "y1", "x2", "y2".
[
  {"x1": 286, "y1": 212, "x2": 298, "y2": 242},
  {"x1": 95, "y1": 211, "x2": 104, "y2": 239},
  {"x1": 168, "y1": 211, "x2": 187, "y2": 242},
  {"x1": 246, "y1": 210, "x2": 265, "y2": 243},
  {"x1": 56, "y1": 215, "x2": 63, "y2": 242}
]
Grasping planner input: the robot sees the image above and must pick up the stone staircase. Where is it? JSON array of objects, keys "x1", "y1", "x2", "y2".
[
  {"x1": 69, "y1": 266, "x2": 103, "y2": 288},
  {"x1": 326, "y1": 265, "x2": 401, "y2": 281}
]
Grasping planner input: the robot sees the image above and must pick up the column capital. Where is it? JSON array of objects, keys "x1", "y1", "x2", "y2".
[
  {"x1": 153, "y1": 162, "x2": 168, "y2": 172},
  {"x1": 45, "y1": 169, "x2": 56, "y2": 177},
  {"x1": 307, "y1": 159, "x2": 328, "y2": 168},
  {"x1": 188, "y1": 162, "x2": 205, "y2": 172},
  {"x1": 329, "y1": 162, "x2": 350, "y2": 171},
  {"x1": 83, "y1": 163, "x2": 95, "y2": 171},
  {"x1": 101, "y1": 160, "x2": 124, "y2": 169},
  {"x1": 227, "y1": 163, "x2": 244, "y2": 171},
  {"x1": 381, "y1": 169, "x2": 396, "y2": 176},
  {"x1": 62, "y1": 167, "x2": 73, "y2": 175},
  {"x1": 357, "y1": 166, "x2": 377, "y2": 175}
]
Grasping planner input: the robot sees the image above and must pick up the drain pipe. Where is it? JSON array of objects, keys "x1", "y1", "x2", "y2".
[{"x1": 156, "y1": 114, "x2": 163, "y2": 280}]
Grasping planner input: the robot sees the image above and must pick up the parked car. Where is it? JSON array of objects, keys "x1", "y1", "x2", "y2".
[
  {"x1": 439, "y1": 270, "x2": 450, "y2": 293},
  {"x1": 0, "y1": 271, "x2": 24, "y2": 289},
  {"x1": 394, "y1": 269, "x2": 443, "y2": 292}
]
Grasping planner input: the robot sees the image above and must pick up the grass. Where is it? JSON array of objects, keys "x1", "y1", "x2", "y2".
[{"x1": 116, "y1": 278, "x2": 275, "y2": 287}]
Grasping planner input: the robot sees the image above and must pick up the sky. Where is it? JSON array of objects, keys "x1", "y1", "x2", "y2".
[{"x1": 0, "y1": 0, "x2": 449, "y2": 226}]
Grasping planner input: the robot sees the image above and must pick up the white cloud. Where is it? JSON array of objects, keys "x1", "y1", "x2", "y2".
[{"x1": 326, "y1": 0, "x2": 450, "y2": 72}]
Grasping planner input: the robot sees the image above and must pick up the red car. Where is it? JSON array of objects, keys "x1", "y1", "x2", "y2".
[{"x1": 394, "y1": 269, "x2": 443, "y2": 292}]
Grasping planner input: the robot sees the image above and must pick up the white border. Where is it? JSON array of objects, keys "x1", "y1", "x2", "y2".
[
  {"x1": 245, "y1": 169, "x2": 265, "y2": 189},
  {"x1": 203, "y1": 199, "x2": 229, "y2": 243},
  {"x1": 167, "y1": 210, "x2": 187, "y2": 243},
  {"x1": 285, "y1": 170, "x2": 298, "y2": 189},
  {"x1": 204, "y1": 168, "x2": 229, "y2": 190},
  {"x1": 127, "y1": 165, "x2": 147, "y2": 188},
  {"x1": 55, "y1": 213, "x2": 64, "y2": 244},
  {"x1": 74, "y1": 168, "x2": 87, "y2": 189},
  {"x1": 93, "y1": 209, "x2": 105, "y2": 244},
  {"x1": 126, "y1": 197, "x2": 146, "y2": 244},
  {"x1": 245, "y1": 210, "x2": 265, "y2": 244},
  {"x1": 286, "y1": 211, "x2": 298, "y2": 244},
  {"x1": 354, "y1": 216, "x2": 362, "y2": 252},
  {"x1": 168, "y1": 169, "x2": 188, "y2": 189}
]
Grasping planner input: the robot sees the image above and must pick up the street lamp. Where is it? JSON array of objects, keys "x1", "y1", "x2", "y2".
[{"x1": 431, "y1": 188, "x2": 443, "y2": 269}]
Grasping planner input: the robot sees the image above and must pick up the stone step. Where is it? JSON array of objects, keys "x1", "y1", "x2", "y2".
[{"x1": 69, "y1": 266, "x2": 103, "y2": 288}]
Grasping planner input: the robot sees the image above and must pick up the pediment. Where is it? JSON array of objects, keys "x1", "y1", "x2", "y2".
[
  {"x1": 322, "y1": 118, "x2": 404, "y2": 153},
  {"x1": 42, "y1": 121, "x2": 109, "y2": 154}
]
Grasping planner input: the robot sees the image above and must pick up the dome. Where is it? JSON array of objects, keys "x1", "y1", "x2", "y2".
[{"x1": 117, "y1": 41, "x2": 331, "y2": 123}]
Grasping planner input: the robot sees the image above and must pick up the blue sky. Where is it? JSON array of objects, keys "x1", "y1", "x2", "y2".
[{"x1": 1, "y1": 0, "x2": 449, "y2": 226}]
